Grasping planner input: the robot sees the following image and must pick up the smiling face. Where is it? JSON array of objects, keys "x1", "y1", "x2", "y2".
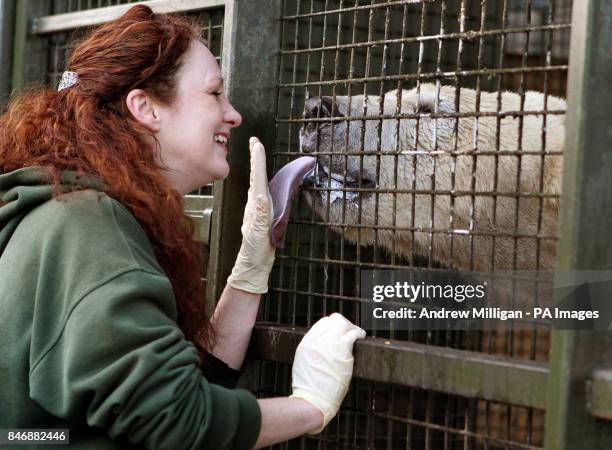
[{"x1": 154, "y1": 40, "x2": 242, "y2": 193}]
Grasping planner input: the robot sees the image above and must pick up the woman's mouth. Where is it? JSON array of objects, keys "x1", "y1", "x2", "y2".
[{"x1": 214, "y1": 133, "x2": 229, "y2": 149}]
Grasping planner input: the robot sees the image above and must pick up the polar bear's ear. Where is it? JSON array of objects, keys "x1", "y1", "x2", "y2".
[
  {"x1": 320, "y1": 96, "x2": 342, "y2": 117},
  {"x1": 303, "y1": 96, "x2": 342, "y2": 119}
]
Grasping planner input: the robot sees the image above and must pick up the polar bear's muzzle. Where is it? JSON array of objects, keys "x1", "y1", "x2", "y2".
[{"x1": 303, "y1": 162, "x2": 377, "y2": 204}]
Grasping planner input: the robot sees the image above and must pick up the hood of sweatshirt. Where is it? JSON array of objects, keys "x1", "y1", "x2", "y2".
[{"x1": 0, "y1": 166, "x2": 105, "y2": 255}]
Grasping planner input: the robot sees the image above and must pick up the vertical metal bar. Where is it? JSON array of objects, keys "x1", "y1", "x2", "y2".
[
  {"x1": 528, "y1": 1, "x2": 558, "y2": 445},
  {"x1": 449, "y1": 0, "x2": 466, "y2": 271},
  {"x1": 305, "y1": 0, "x2": 316, "y2": 328},
  {"x1": 544, "y1": 0, "x2": 612, "y2": 448},
  {"x1": 0, "y1": 0, "x2": 15, "y2": 107},
  {"x1": 345, "y1": 4, "x2": 361, "y2": 443},
  {"x1": 346, "y1": 0, "x2": 359, "y2": 328},
  {"x1": 360, "y1": 9, "x2": 377, "y2": 445},
  {"x1": 280, "y1": 0, "x2": 302, "y2": 326},
  {"x1": 206, "y1": 0, "x2": 282, "y2": 304},
  {"x1": 372, "y1": 5, "x2": 390, "y2": 276},
  {"x1": 318, "y1": 0, "x2": 330, "y2": 318},
  {"x1": 332, "y1": 0, "x2": 344, "y2": 317},
  {"x1": 427, "y1": 0, "x2": 446, "y2": 270},
  {"x1": 11, "y1": 0, "x2": 53, "y2": 93},
  {"x1": 10, "y1": 0, "x2": 29, "y2": 93},
  {"x1": 405, "y1": 387, "x2": 414, "y2": 450},
  {"x1": 470, "y1": 0, "x2": 487, "y2": 273},
  {"x1": 287, "y1": 0, "x2": 301, "y2": 328},
  {"x1": 392, "y1": 3, "x2": 409, "y2": 271},
  {"x1": 486, "y1": 1, "x2": 508, "y2": 446},
  {"x1": 506, "y1": 3, "x2": 533, "y2": 448},
  {"x1": 410, "y1": 2, "x2": 427, "y2": 270},
  {"x1": 357, "y1": 0, "x2": 374, "y2": 333}
]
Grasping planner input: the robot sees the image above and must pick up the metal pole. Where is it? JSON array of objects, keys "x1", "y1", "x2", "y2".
[
  {"x1": 11, "y1": 0, "x2": 52, "y2": 94},
  {"x1": 206, "y1": 0, "x2": 283, "y2": 305},
  {"x1": 0, "y1": 0, "x2": 15, "y2": 106},
  {"x1": 544, "y1": 0, "x2": 612, "y2": 448}
]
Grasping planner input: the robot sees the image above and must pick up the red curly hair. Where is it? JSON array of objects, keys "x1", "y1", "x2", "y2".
[{"x1": 0, "y1": 4, "x2": 214, "y2": 353}]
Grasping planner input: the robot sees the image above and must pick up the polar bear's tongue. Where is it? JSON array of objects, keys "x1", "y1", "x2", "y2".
[{"x1": 269, "y1": 156, "x2": 317, "y2": 248}]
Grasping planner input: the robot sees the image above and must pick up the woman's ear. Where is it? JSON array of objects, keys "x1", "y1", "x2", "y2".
[{"x1": 125, "y1": 89, "x2": 161, "y2": 132}]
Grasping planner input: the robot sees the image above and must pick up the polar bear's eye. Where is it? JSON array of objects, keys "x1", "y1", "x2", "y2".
[{"x1": 416, "y1": 103, "x2": 435, "y2": 114}]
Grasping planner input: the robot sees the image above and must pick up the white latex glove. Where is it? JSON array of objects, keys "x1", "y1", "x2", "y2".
[
  {"x1": 227, "y1": 137, "x2": 276, "y2": 294},
  {"x1": 290, "y1": 313, "x2": 366, "y2": 434}
]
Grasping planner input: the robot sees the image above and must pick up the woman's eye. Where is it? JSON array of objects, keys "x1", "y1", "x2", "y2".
[{"x1": 211, "y1": 91, "x2": 222, "y2": 97}]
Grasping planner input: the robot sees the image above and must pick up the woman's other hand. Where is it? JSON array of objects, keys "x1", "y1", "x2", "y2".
[
  {"x1": 290, "y1": 313, "x2": 366, "y2": 434},
  {"x1": 227, "y1": 137, "x2": 276, "y2": 294}
]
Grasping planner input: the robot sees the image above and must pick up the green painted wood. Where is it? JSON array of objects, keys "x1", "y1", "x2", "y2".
[
  {"x1": 544, "y1": 0, "x2": 612, "y2": 448},
  {"x1": 250, "y1": 324, "x2": 549, "y2": 409}
]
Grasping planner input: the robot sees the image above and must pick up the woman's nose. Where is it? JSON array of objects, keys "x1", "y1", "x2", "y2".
[{"x1": 225, "y1": 102, "x2": 242, "y2": 128}]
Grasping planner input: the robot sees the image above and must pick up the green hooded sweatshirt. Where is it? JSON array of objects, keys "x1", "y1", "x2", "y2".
[{"x1": 0, "y1": 167, "x2": 261, "y2": 449}]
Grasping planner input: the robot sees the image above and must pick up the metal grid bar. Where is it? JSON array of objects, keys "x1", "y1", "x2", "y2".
[
  {"x1": 279, "y1": 23, "x2": 571, "y2": 55},
  {"x1": 281, "y1": 0, "x2": 434, "y2": 19},
  {"x1": 277, "y1": 65, "x2": 568, "y2": 87}
]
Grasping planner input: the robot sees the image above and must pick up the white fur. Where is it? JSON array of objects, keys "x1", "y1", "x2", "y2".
[{"x1": 300, "y1": 84, "x2": 565, "y2": 270}]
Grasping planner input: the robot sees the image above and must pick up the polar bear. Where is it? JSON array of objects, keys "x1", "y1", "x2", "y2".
[{"x1": 299, "y1": 84, "x2": 565, "y2": 270}]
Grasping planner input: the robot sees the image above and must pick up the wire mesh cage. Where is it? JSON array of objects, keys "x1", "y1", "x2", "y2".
[{"x1": 261, "y1": 0, "x2": 572, "y2": 448}]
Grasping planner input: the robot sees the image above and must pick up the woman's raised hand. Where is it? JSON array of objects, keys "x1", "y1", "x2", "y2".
[{"x1": 227, "y1": 137, "x2": 276, "y2": 294}]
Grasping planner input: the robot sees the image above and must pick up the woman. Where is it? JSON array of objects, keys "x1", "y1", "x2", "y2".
[{"x1": 0, "y1": 5, "x2": 364, "y2": 449}]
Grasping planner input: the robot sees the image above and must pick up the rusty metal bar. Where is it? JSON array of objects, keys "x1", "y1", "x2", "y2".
[
  {"x1": 281, "y1": 0, "x2": 433, "y2": 20},
  {"x1": 304, "y1": 187, "x2": 559, "y2": 199},
  {"x1": 277, "y1": 65, "x2": 568, "y2": 88},
  {"x1": 250, "y1": 324, "x2": 549, "y2": 410},
  {"x1": 274, "y1": 250, "x2": 560, "y2": 269},
  {"x1": 277, "y1": 221, "x2": 557, "y2": 241},
  {"x1": 277, "y1": 109, "x2": 566, "y2": 125},
  {"x1": 275, "y1": 149, "x2": 563, "y2": 157},
  {"x1": 280, "y1": 24, "x2": 572, "y2": 55}
]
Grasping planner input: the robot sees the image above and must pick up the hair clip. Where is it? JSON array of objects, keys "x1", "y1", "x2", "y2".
[{"x1": 58, "y1": 71, "x2": 78, "y2": 91}]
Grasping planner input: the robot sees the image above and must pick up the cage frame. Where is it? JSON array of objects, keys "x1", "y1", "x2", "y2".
[
  {"x1": 6, "y1": 0, "x2": 612, "y2": 448},
  {"x1": 543, "y1": 0, "x2": 612, "y2": 448}
]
